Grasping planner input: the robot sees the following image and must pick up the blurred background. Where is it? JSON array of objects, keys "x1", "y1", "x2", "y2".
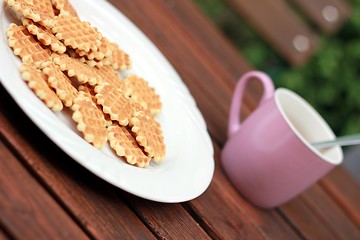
[{"x1": 194, "y1": 0, "x2": 360, "y2": 180}]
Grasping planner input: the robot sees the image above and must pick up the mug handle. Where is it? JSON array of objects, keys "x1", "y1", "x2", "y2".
[{"x1": 228, "y1": 71, "x2": 275, "y2": 137}]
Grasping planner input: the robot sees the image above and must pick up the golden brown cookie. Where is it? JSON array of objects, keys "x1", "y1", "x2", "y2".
[
  {"x1": 21, "y1": 18, "x2": 66, "y2": 54},
  {"x1": 93, "y1": 66, "x2": 129, "y2": 96},
  {"x1": 79, "y1": 55, "x2": 112, "y2": 68},
  {"x1": 51, "y1": 16, "x2": 102, "y2": 53},
  {"x1": 94, "y1": 83, "x2": 134, "y2": 126},
  {"x1": 6, "y1": 0, "x2": 55, "y2": 28},
  {"x1": 78, "y1": 84, "x2": 112, "y2": 127},
  {"x1": 130, "y1": 111, "x2": 165, "y2": 162},
  {"x1": 124, "y1": 74, "x2": 162, "y2": 115},
  {"x1": 53, "y1": 0, "x2": 78, "y2": 17},
  {"x1": 51, "y1": 53, "x2": 102, "y2": 86},
  {"x1": 78, "y1": 84, "x2": 96, "y2": 102},
  {"x1": 20, "y1": 63, "x2": 63, "y2": 111},
  {"x1": 131, "y1": 101, "x2": 154, "y2": 120},
  {"x1": 108, "y1": 124, "x2": 150, "y2": 167},
  {"x1": 76, "y1": 37, "x2": 112, "y2": 61},
  {"x1": 109, "y1": 42, "x2": 131, "y2": 70},
  {"x1": 7, "y1": 23, "x2": 51, "y2": 67},
  {"x1": 71, "y1": 92, "x2": 107, "y2": 148},
  {"x1": 41, "y1": 61, "x2": 78, "y2": 107},
  {"x1": 93, "y1": 65, "x2": 120, "y2": 85}
]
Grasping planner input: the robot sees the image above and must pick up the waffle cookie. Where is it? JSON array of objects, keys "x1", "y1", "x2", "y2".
[
  {"x1": 78, "y1": 84, "x2": 96, "y2": 102},
  {"x1": 20, "y1": 63, "x2": 63, "y2": 111},
  {"x1": 21, "y1": 18, "x2": 66, "y2": 54},
  {"x1": 93, "y1": 65, "x2": 120, "y2": 85},
  {"x1": 53, "y1": 0, "x2": 78, "y2": 17},
  {"x1": 94, "y1": 83, "x2": 134, "y2": 126},
  {"x1": 78, "y1": 85, "x2": 113, "y2": 127},
  {"x1": 71, "y1": 92, "x2": 107, "y2": 148},
  {"x1": 108, "y1": 124, "x2": 150, "y2": 167},
  {"x1": 41, "y1": 61, "x2": 78, "y2": 107},
  {"x1": 7, "y1": 23, "x2": 51, "y2": 67},
  {"x1": 93, "y1": 66, "x2": 130, "y2": 96},
  {"x1": 124, "y1": 74, "x2": 162, "y2": 115},
  {"x1": 51, "y1": 16, "x2": 102, "y2": 53},
  {"x1": 51, "y1": 53, "x2": 102, "y2": 86},
  {"x1": 109, "y1": 42, "x2": 131, "y2": 70},
  {"x1": 79, "y1": 55, "x2": 112, "y2": 68},
  {"x1": 131, "y1": 101, "x2": 155, "y2": 121},
  {"x1": 76, "y1": 37, "x2": 112, "y2": 61},
  {"x1": 6, "y1": 0, "x2": 55, "y2": 28},
  {"x1": 130, "y1": 111, "x2": 165, "y2": 162}
]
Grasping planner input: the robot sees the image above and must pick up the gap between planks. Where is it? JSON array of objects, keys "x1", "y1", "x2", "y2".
[{"x1": 0, "y1": 221, "x2": 14, "y2": 240}]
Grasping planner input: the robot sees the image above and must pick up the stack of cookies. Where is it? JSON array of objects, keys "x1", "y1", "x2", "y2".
[{"x1": 5, "y1": 0, "x2": 165, "y2": 168}]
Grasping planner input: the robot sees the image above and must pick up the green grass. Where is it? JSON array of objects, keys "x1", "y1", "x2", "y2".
[{"x1": 194, "y1": 0, "x2": 360, "y2": 135}]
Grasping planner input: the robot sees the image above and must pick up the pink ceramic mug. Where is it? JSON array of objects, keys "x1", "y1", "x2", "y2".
[{"x1": 221, "y1": 71, "x2": 343, "y2": 208}]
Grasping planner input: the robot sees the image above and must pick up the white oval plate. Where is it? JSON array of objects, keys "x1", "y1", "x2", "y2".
[{"x1": 0, "y1": 0, "x2": 214, "y2": 203}]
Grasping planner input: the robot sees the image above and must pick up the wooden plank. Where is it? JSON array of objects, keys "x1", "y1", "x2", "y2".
[
  {"x1": 0, "y1": 89, "x2": 155, "y2": 240},
  {"x1": 225, "y1": 0, "x2": 319, "y2": 66},
  {"x1": 109, "y1": 0, "x2": 256, "y2": 144},
  {"x1": 186, "y1": 143, "x2": 301, "y2": 240},
  {"x1": 302, "y1": 184, "x2": 360, "y2": 239},
  {"x1": 121, "y1": 196, "x2": 211, "y2": 239},
  {"x1": 320, "y1": 167, "x2": 360, "y2": 228},
  {"x1": 292, "y1": 0, "x2": 351, "y2": 34},
  {"x1": 0, "y1": 140, "x2": 89, "y2": 240},
  {"x1": 281, "y1": 183, "x2": 360, "y2": 239},
  {"x1": 281, "y1": 197, "x2": 338, "y2": 240}
]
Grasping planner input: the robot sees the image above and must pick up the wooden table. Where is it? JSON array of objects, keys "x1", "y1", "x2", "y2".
[{"x1": 1, "y1": 0, "x2": 360, "y2": 239}]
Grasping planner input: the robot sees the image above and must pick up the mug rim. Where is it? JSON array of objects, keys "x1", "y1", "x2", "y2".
[{"x1": 275, "y1": 88, "x2": 343, "y2": 165}]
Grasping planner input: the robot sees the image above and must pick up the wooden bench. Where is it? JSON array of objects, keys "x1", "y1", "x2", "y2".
[
  {"x1": 0, "y1": 0, "x2": 359, "y2": 239},
  {"x1": 225, "y1": 0, "x2": 351, "y2": 65}
]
